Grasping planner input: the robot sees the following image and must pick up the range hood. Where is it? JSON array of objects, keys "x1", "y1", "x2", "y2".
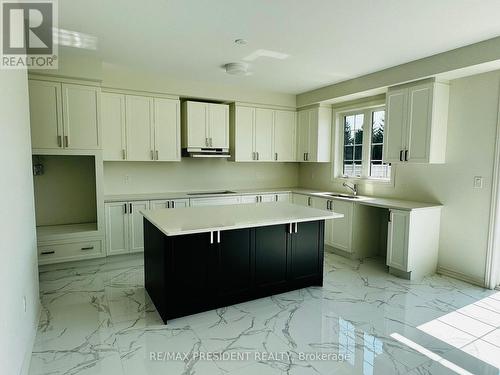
[{"x1": 182, "y1": 147, "x2": 231, "y2": 158}]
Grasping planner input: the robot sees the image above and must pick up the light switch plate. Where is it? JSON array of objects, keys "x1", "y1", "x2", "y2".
[{"x1": 473, "y1": 176, "x2": 483, "y2": 189}]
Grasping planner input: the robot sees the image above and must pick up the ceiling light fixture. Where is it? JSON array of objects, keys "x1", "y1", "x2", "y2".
[{"x1": 224, "y1": 62, "x2": 249, "y2": 76}]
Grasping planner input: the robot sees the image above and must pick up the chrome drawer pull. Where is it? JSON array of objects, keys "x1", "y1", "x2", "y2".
[{"x1": 81, "y1": 246, "x2": 94, "y2": 251}]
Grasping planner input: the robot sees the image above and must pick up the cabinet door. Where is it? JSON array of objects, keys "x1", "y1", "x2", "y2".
[
  {"x1": 312, "y1": 198, "x2": 333, "y2": 247},
  {"x1": 292, "y1": 193, "x2": 310, "y2": 206},
  {"x1": 240, "y1": 195, "x2": 258, "y2": 204},
  {"x1": 216, "y1": 228, "x2": 253, "y2": 300},
  {"x1": 171, "y1": 199, "x2": 189, "y2": 208},
  {"x1": 273, "y1": 110, "x2": 296, "y2": 161},
  {"x1": 387, "y1": 210, "x2": 409, "y2": 271},
  {"x1": 208, "y1": 103, "x2": 229, "y2": 148},
  {"x1": 28, "y1": 80, "x2": 63, "y2": 149},
  {"x1": 384, "y1": 88, "x2": 408, "y2": 163},
  {"x1": 185, "y1": 101, "x2": 208, "y2": 148},
  {"x1": 261, "y1": 194, "x2": 276, "y2": 202},
  {"x1": 307, "y1": 109, "x2": 319, "y2": 162},
  {"x1": 105, "y1": 202, "x2": 129, "y2": 255},
  {"x1": 101, "y1": 92, "x2": 126, "y2": 160},
  {"x1": 154, "y1": 98, "x2": 180, "y2": 161},
  {"x1": 129, "y1": 201, "x2": 150, "y2": 253},
  {"x1": 297, "y1": 110, "x2": 310, "y2": 161},
  {"x1": 330, "y1": 200, "x2": 353, "y2": 252},
  {"x1": 126, "y1": 95, "x2": 154, "y2": 161},
  {"x1": 254, "y1": 108, "x2": 273, "y2": 161},
  {"x1": 289, "y1": 221, "x2": 322, "y2": 283},
  {"x1": 235, "y1": 106, "x2": 255, "y2": 161},
  {"x1": 407, "y1": 84, "x2": 433, "y2": 163},
  {"x1": 62, "y1": 84, "x2": 100, "y2": 150},
  {"x1": 255, "y1": 224, "x2": 288, "y2": 290}
]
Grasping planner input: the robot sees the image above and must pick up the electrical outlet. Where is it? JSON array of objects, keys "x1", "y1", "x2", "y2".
[
  {"x1": 473, "y1": 176, "x2": 483, "y2": 189},
  {"x1": 23, "y1": 296, "x2": 27, "y2": 313}
]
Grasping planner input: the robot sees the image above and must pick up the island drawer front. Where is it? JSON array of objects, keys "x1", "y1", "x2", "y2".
[{"x1": 38, "y1": 239, "x2": 103, "y2": 262}]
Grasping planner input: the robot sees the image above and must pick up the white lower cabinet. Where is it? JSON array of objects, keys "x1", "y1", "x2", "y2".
[
  {"x1": 240, "y1": 193, "x2": 281, "y2": 203},
  {"x1": 150, "y1": 198, "x2": 189, "y2": 209},
  {"x1": 105, "y1": 200, "x2": 150, "y2": 255},
  {"x1": 292, "y1": 193, "x2": 311, "y2": 207},
  {"x1": 189, "y1": 196, "x2": 241, "y2": 207},
  {"x1": 329, "y1": 200, "x2": 354, "y2": 253},
  {"x1": 386, "y1": 208, "x2": 441, "y2": 279}
]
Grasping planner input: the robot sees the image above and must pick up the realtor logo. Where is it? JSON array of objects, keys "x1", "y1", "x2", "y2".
[{"x1": 1, "y1": 0, "x2": 58, "y2": 69}]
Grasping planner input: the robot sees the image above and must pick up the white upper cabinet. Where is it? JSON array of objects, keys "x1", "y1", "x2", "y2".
[
  {"x1": 230, "y1": 104, "x2": 296, "y2": 162},
  {"x1": 62, "y1": 84, "x2": 100, "y2": 150},
  {"x1": 296, "y1": 106, "x2": 332, "y2": 162},
  {"x1": 182, "y1": 101, "x2": 229, "y2": 149},
  {"x1": 101, "y1": 93, "x2": 180, "y2": 161},
  {"x1": 383, "y1": 80, "x2": 449, "y2": 164},
  {"x1": 29, "y1": 80, "x2": 63, "y2": 149},
  {"x1": 101, "y1": 92, "x2": 126, "y2": 160},
  {"x1": 273, "y1": 110, "x2": 296, "y2": 161},
  {"x1": 29, "y1": 79, "x2": 100, "y2": 150},
  {"x1": 153, "y1": 98, "x2": 180, "y2": 161},
  {"x1": 254, "y1": 108, "x2": 274, "y2": 161},
  {"x1": 126, "y1": 95, "x2": 154, "y2": 161}
]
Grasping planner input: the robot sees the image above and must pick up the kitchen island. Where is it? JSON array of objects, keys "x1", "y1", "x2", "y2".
[{"x1": 141, "y1": 202, "x2": 343, "y2": 323}]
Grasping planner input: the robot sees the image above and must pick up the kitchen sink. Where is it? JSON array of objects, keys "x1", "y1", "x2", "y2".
[
  {"x1": 187, "y1": 190, "x2": 236, "y2": 196},
  {"x1": 323, "y1": 193, "x2": 361, "y2": 200}
]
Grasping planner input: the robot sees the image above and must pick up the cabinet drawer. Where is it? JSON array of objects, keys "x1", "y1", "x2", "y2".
[{"x1": 38, "y1": 239, "x2": 103, "y2": 264}]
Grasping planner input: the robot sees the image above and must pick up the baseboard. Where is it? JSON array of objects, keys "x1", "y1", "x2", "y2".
[
  {"x1": 437, "y1": 266, "x2": 486, "y2": 288},
  {"x1": 19, "y1": 299, "x2": 40, "y2": 375}
]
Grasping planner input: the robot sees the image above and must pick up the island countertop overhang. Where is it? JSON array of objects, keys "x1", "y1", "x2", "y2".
[{"x1": 141, "y1": 202, "x2": 343, "y2": 236}]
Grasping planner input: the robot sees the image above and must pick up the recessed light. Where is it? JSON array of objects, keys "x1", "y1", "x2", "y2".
[{"x1": 234, "y1": 39, "x2": 248, "y2": 46}]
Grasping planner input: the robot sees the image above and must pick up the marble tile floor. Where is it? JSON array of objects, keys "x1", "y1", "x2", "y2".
[{"x1": 29, "y1": 252, "x2": 500, "y2": 375}]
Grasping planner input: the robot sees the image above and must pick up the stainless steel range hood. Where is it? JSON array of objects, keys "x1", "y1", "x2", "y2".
[{"x1": 182, "y1": 147, "x2": 231, "y2": 158}]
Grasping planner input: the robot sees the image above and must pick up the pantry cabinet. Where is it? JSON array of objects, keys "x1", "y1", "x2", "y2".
[
  {"x1": 383, "y1": 80, "x2": 449, "y2": 164},
  {"x1": 29, "y1": 79, "x2": 100, "y2": 150},
  {"x1": 101, "y1": 92, "x2": 180, "y2": 161},
  {"x1": 105, "y1": 200, "x2": 150, "y2": 255},
  {"x1": 296, "y1": 106, "x2": 331, "y2": 162},
  {"x1": 182, "y1": 101, "x2": 229, "y2": 149},
  {"x1": 230, "y1": 104, "x2": 296, "y2": 162}
]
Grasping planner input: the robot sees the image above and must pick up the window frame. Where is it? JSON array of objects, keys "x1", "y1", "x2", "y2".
[{"x1": 331, "y1": 99, "x2": 395, "y2": 186}]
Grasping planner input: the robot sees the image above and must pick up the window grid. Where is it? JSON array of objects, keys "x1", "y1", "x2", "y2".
[
  {"x1": 343, "y1": 114, "x2": 364, "y2": 177},
  {"x1": 369, "y1": 110, "x2": 391, "y2": 179}
]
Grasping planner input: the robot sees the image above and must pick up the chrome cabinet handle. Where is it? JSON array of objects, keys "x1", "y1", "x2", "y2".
[
  {"x1": 405, "y1": 149, "x2": 408, "y2": 162},
  {"x1": 274, "y1": 153, "x2": 278, "y2": 161},
  {"x1": 399, "y1": 150, "x2": 403, "y2": 162},
  {"x1": 307, "y1": 197, "x2": 312, "y2": 206},
  {"x1": 129, "y1": 203, "x2": 133, "y2": 214},
  {"x1": 155, "y1": 150, "x2": 159, "y2": 160},
  {"x1": 124, "y1": 203, "x2": 127, "y2": 214},
  {"x1": 326, "y1": 200, "x2": 330, "y2": 210},
  {"x1": 252, "y1": 152, "x2": 255, "y2": 160},
  {"x1": 303, "y1": 153, "x2": 306, "y2": 161},
  {"x1": 256, "y1": 152, "x2": 259, "y2": 160},
  {"x1": 306, "y1": 153, "x2": 309, "y2": 161},
  {"x1": 41, "y1": 250, "x2": 55, "y2": 255},
  {"x1": 81, "y1": 246, "x2": 94, "y2": 251},
  {"x1": 288, "y1": 223, "x2": 293, "y2": 233},
  {"x1": 205, "y1": 138, "x2": 208, "y2": 146},
  {"x1": 57, "y1": 135, "x2": 62, "y2": 148},
  {"x1": 122, "y1": 149, "x2": 126, "y2": 160},
  {"x1": 171, "y1": 200, "x2": 175, "y2": 208},
  {"x1": 217, "y1": 231, "x2": 221, "y2": 243},
  {"x1": 209, "y1": 138, "x2": 213, "y2": 147},
  {"x1": 166, "y1": 201, "x2": 170, "y2": 208},
  {"x1": 275, "y1": 194, "x2": 278, "y2": 201},
  {"x1": 64, "y1": 135, "x2": 69, "y2": 148},
  {"x1": 210, "y1": 231, "x2": 213, "y2": 244}
]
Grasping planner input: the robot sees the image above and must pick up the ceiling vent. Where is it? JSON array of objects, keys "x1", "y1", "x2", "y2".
[{"x1": 224, "y1": 62, "x2": 249, "y2": 76}]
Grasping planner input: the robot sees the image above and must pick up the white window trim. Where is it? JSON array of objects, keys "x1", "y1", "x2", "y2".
[{"x1": 331, "y1": 99, "x2": 395, "y2": 187}]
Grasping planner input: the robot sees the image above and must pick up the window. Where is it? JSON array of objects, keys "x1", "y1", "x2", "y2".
[{"x1": 339, "y1": 106, "x2": 391, "y2": 181}]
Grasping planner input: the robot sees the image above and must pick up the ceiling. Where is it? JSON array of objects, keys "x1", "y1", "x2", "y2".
[{"x1": 58, "y1": 0, "x2": 500, "y2": 94}]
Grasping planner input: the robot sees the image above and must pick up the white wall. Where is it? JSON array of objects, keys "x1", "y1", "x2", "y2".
[
  {"x1": 104, "y1": 159, "x2": 299, "y2": 194},
  {"x1": 299, "y1": 70, "x2": 500, "y2": 284},
  {"x1": 0, "y1": 70, "x2": 39, "y2": 373}
]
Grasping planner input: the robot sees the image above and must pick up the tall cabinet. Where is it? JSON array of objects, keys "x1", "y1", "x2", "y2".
[
  {"x1": 101, "y1": 91, "x2": 181, "y2": 161},
  {"x1": 383, "y1": 80, "x2": 449, "y2": 164},
  {"x1": 296, "y1": 105, "x2": 332, "y2": 162}
]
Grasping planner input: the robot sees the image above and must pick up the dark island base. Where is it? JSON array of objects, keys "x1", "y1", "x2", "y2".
[{"x1": 144, "y1": 219, "x2": 324, "y2": 324}]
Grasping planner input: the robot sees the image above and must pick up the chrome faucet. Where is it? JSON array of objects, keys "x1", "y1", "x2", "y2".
[{"x1": 343, "y1": 182, "x2": 358, "y2": 196}]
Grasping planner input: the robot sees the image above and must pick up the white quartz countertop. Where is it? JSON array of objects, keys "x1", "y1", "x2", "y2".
[
  {"x1": 141, "y1": 202, "x2": 343, "y2": 236},
  {"x1": 105, "y1": 187, "x2": 442, "y2": 211}
]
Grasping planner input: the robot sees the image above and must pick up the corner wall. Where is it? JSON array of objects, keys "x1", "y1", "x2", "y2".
[
  {"x1": 299, "y1": 70, "x2": 500, "y2": 284},
  {"x1": 0, "y1": 70, "x2": 39, "y2": 373}
]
